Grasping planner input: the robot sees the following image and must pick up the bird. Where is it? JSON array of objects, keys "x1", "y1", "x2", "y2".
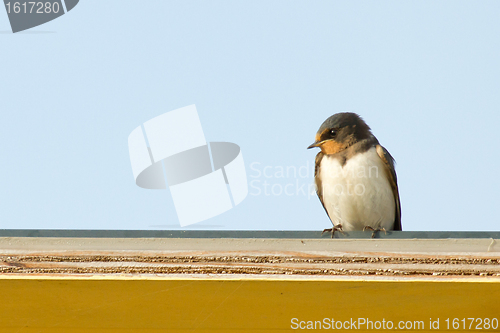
[{"x1": 307, "y1": 112, "x2": 401, "y2": 237}]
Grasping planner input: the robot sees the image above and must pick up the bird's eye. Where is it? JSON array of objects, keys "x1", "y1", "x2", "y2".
[{"x1": 330, "y1": 129, "x2": 337, "y2": 137}]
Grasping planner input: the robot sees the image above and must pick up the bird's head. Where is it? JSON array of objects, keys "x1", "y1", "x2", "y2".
[{"x1": 307, "y1": 112, "x2": 373, "y2": 155}]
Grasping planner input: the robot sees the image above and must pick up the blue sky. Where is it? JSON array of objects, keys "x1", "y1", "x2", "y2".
[{"x1": 1, "y1": 1, "x2": 499, "y2": 231}]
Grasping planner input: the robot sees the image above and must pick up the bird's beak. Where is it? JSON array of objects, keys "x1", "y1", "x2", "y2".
[{"x1": 307, "y1": 141, "x2": 322, "y2": 149}]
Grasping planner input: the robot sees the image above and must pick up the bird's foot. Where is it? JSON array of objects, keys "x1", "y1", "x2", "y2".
[
  {"x1": 363, "y1": 226, "x2": 387, "y2": 238},
  {"x1": 322, "y1": 224, "x2": 344, "y2": 238}
]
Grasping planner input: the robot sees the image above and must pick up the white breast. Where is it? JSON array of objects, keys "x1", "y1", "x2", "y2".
[{"x1": 318, "y1": 147, "x2": 396, "y2": 231}]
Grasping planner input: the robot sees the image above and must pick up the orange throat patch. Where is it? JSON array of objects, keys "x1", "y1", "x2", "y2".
[{"x1": 320, "y1": 140, "x2": 345, "y2": 155}]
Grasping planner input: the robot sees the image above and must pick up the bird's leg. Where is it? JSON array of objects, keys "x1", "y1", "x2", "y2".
[
  {"x1": 363, "y1": 226, "x2": 387, "y2": 238},
  {"x1": 322, "y1": 224, "x2": 344, "y2": 238}
]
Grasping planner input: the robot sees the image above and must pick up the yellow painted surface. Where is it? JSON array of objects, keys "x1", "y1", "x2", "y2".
[{"x1": 0, "y1": 276, "x2": 498, "y2": 332}]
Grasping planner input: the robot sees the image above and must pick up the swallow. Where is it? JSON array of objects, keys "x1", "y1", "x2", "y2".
[{"x1": 308, "y1": 112, "x2": 401, "y2": 237}]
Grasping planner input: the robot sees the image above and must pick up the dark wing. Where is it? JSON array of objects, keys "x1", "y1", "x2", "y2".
[
  {"x1": 314, "y1": 152, "x2": 331, "y2": 219},
  {"x1": 376, "y1": 145, "x2": 402, "y2": 231}
]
